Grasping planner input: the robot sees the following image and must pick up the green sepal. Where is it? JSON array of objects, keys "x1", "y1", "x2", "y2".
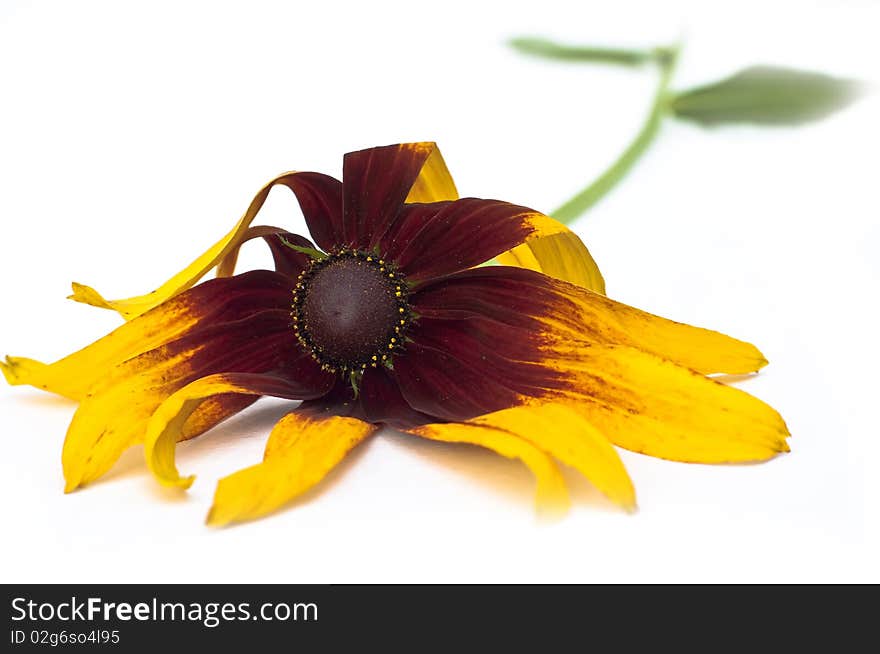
[
  {"x1": 278, "y1": 236, "x2": 327, "y2": 261},
  {"x1": 349, "y1": 370, "x2": 361, "y2": 398}
]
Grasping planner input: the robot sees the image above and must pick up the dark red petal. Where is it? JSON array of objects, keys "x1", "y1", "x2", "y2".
[
  {"x1": 390, "y1": 341, "x2": 523, "y2": 421},
  {"x1": 341, "y1": 143, "x2": 435, "y2": 250},
  {"x1": 359, "y1": 366, "x2": 437, "y2": 429},
  {"x1": 296, "y1": 378, "x2": 363, "y2": 420},
  {"x1": 185, "y1": 268, "x2": 297, "y2": 319},
  {"x1": 391, "y1": 312, "x2": 566, "y2": 422},
  {"x1": 167, "y1": 311, "x2": 303, "y2": 377},
  {"x1": 379, "y1": 198, "x2": 548, "y2": 283},
  {"x1": 408, "y1": 318, "x2": 563, "y2": 389},
  {"x1": 206, "y1": 371, "x2": 337, "y2": 400},
  {"x1": 129, "y1": 270, "x2": 334, "y2": 398},
  {"x1": 277, "y1": 172, "x2": 344, "y2": 253},
  {"x1": 389, "y1": 266, "x2": 595, "y2": 422},
  {"x1": 378, "y1": 200, "x2": 453, "y2": 263},
  {"x1": 410, "y1": 265, "x2": 562, "y2": 329}
]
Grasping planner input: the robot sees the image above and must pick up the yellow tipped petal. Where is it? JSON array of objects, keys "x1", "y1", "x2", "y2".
[
  {"x1": 207, "y1": 413, "x2": 376, "y2": 526},
  {"x1": 62, "y1": 347, "x2": 207, "y2": 491},
  {"x1": 550, "y1": 344, "x2": 790, "y2": 463},
  {"x1": 540, "y1": 276, "x2": 770, "y2": 375},
  {"x1": 3, "y1": 295, "x2": 204, "y2": 401},
  {"x1": 405, "y1": 417, "x2": 572, "y2": 517},
  {"x1": 4, "y1": 267, "x2": 289, "y2": 402}
]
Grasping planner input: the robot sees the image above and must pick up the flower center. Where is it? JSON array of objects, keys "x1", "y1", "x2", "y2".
[{"x1": 292, "y1": 251, "x2": 411, "y2": 373}]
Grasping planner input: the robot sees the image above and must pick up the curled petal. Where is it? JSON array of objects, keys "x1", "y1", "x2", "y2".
[
  {"x1": 404, "y1": 145, "x2": 458, "y2": 204},
  {"x1": 179, "y1": 393, "x2": 260, "y2": 442},
  {"x1": 404, "y1": 410, "x2": 571, "y2": 516},
  {"x1": 144, "y1": 373, "x2": 341, "y2": 489},
  {"x1": 496, "y1": 231, "x2": 606, "y2": 294},
  {"x1": 214, "y1": 227, "x2": 316, "y2": 279},
  {"x1": 206, "y1": 411, "x2": 377, "y2": 526},
  {"x1": 69, "y1": 172, "x2": 342, "y2": 320}
]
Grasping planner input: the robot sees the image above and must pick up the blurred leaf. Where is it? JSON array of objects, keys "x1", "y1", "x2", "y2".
[
  {"x1": 509, "y1": 36, "x2": 659, "y2": 67},
  {"x1": 670, "y1": 66, "x2": 864, "y2": 126}
]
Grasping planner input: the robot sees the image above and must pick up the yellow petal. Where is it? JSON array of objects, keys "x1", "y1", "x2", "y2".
[
  {"x1": 466, "y1": 403, "x2": 636, "y2": 511},
  {"x1": 62, "y1": 353, "x2": 197, "y2": 491},
  {"x1": 405, "y1": 416, "x2": 571, "y2": 516},
  {"x1": 60, "y1": 294, "x2": 308, "y2": 491},
  {"x1": 541, "y1": 276, "x2": 768, "y2": 375},
  {"x1": 207, "y1": 413, "x2": 377, "y2": 526},
  {"x1": 3, "y1": 267, "x2": 296, "y2": 402},
  {"x1": 496, "y1": 225, "x2": 606, "y2": 294},
  {"x1": 550, "y1": 344, "x2": 790, "y2": 463},
  {"x1": 68, "y1": 172, "x2": 304, "y2": 320},
  {"x1": 143, "y1": 375, "x2": 260, "y2": 490},
  {"x1": 404, "y1": 144, "x2": 459, "y2": 203},
  {"x1": 3, "y1": 294, "x2": 205, "y2": 401},
  {"x1": 143, "y1": 373, "x2": 333, "y2": 489}
]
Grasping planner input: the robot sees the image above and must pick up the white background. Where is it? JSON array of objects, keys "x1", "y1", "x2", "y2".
[{"x1": 1, "y1": 0, "x2": 877, "y2": 583}]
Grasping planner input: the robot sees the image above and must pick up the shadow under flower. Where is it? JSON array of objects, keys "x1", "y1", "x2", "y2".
[
  {"x1": 62, "y1": 395, "x2": 624, "y2": 522},
  {"x1": 382, "y1": 429, "x2": 621, "y2": 516},
  {"x1": 17, "y1": 391, "x2": 76, "y2": 409}
]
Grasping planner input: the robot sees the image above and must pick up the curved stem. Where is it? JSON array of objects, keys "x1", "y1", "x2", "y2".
[{"x1": 551, "y1": 46, "x2": 680, "y2": 224}]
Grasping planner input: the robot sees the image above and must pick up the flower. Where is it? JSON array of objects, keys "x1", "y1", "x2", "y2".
[{"x1": 2, "y1": 142, "x2": 789, "y2": 525}]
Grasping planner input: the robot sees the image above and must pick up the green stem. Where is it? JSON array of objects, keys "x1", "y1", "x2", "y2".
[{"x1": 551, "y1": 46, "x2": 680, "y2": 224}]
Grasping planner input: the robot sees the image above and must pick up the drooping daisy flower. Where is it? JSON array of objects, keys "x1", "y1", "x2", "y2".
[{"x1": 2, "y1": 143, "x2": 789, "y2": 525}]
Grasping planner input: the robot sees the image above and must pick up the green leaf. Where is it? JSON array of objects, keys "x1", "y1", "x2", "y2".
[
  {"x1": 508, "y1": 36, "x2": 667, "y2": 68},
  {"x1": 670, "y1": 66, "x2": 864, "y2": 126}
]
